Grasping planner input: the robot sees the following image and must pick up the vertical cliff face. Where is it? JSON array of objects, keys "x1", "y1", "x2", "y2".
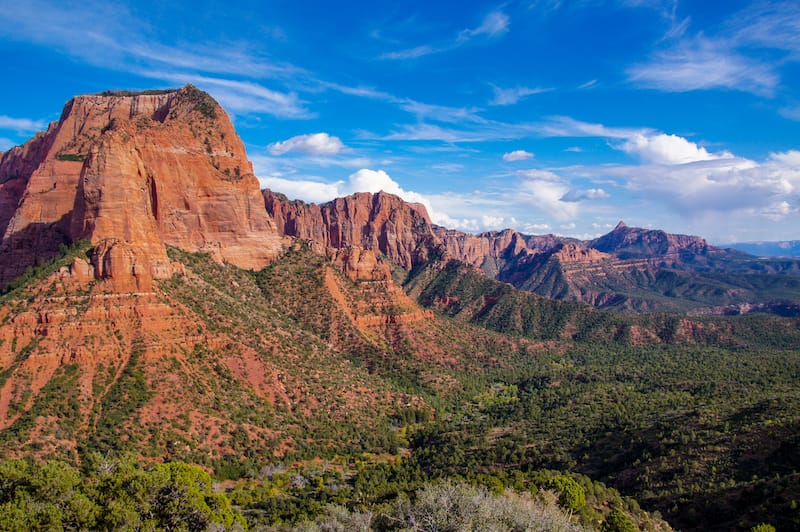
[
  {"x1": 264, "y1": 189, "x2": 440, "y2": 270},
  {"x1": 0, "y1": 85, "x2": 284, "y2": 289}
]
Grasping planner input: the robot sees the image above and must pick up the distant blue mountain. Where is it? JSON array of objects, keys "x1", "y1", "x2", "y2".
[{"x1": 728, "y1": 241, "x2": 800, "y2": 257}]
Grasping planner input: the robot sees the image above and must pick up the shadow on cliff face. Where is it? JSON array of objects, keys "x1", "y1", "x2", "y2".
[{"x1": 0, "y1": 215, "x2": 73, "y2": 289}]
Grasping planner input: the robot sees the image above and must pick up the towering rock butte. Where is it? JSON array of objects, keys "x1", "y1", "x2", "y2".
[{"x1": 0, "y1": 85, "x2": 284, "y2": 290}]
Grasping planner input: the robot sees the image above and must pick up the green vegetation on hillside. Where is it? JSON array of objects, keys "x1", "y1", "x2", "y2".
[{"x1": 1, "y1": 245, "x2": 797, "y2": 530}]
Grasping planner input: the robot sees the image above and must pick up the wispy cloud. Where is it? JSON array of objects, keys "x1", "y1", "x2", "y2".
[
  {"x1": 457, "y1": 11, "x2": 510, "y2": 41},
  {"x1": 629, "y1": 2, "x2": 800, "y2": 96},
  {"x1": 489, "y1": 85, "x2": 551, "y2": 105},
  {"x1": 627, "y1": 36, "x2": 778, "y2": 95},
  {"x1": 381, "y1": 45, "x2": 437, "y2": 61},
  {"x1": 727, "y1": 0, "x2": 800, "y2": 56},
  {"x1": 0, "y1": 0, "x2": 308, "y2": 119},
  {"x1": 149, "y1": 72, "x2": 311, "y2": 118},
  {"x1": 382, "y1": 9, "x2": 510, "y2": 60},
  {"x1": 536, "y1": 116, "x2": 650, "y2": 139}
]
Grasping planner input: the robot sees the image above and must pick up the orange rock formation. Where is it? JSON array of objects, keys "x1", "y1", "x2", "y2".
[{"x1": 0, "y1": 85, "x2": 285, "y2": 290}]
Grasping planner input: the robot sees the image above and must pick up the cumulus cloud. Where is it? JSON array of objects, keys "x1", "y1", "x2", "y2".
[
  {"x1": 268, "y1": 133, "x2": 345, "y2": 156},
  {"x1": 607, "y1": 150, "x2": 800, "y2": 218},
  {"x1": 620, "y1": 133, "x2": 733, "y2": 164},
  {"x1": 503, "y1": 150, "x2": 534, "y2": 162}
]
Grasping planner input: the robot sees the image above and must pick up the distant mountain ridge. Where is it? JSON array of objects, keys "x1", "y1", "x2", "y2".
[{"x1": 264, "y1": 192, "x2": 800, "y2": 313}]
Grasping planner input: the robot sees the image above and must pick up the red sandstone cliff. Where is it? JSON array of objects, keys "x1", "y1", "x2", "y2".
[
  {"x1": 0, "y1": 85, "x2": 284, "y2": 290},
  {"x1": 264, "y1": 189, "x2": 440, "y2": 270}
]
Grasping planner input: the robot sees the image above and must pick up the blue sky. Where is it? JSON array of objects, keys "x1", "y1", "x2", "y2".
[{"x1": 1, "y1": 0, "x2": 800, "y2": 243}]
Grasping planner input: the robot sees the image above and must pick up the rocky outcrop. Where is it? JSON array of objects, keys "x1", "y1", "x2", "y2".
[
  {"x1": 329, "y1": 247, "x2": 393, "y2": 283},
  {"x1": 0, "y1": 85, "x2": 284, "y2": 289},
  {"x1": 552, "y1": 242, "x2": 610, "y2": 263},
  {"x1": 264, "y1": 189, "x2": 439, "y2": 270}
]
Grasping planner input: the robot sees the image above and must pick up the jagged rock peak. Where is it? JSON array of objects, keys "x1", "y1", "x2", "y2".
[
  {"x1": 614, "y1": 220, "x2": 627, "y2": 230},
  {"x1": 0, "y1": 84, "x2": 285, "y2": 289}
]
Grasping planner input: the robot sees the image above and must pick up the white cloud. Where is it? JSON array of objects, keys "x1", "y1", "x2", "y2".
[
  {"x1": 490, "y1": 85, "x2": 549, "y2": 106},
  {"x1": 0, "y1": 115, "x2": 47, "y2": 133},
  {"x1": 269, "y1": 133, "x2": 345, "y2": 156},
  {"x1": 520, "y1": 222, "x2": 552, "y2": 233},
  {"x1": 503, "y1": 150, "x2": 534, "y2": 162},
  {"x1": 259, "y1": 175, "x2": 344, "y2": 204},
  {"x1": 605, "y1": 151, "x2": 800, "y2": 218},
  {"x1": 619, "y1": 132, "x2": 732, "y2": 164},
  {"x1": 769, "y1": 149, "x2": 800, "y2": 166},
  {"x1": 515, "y1": 170, "x2": 579, "y2": 221}
]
